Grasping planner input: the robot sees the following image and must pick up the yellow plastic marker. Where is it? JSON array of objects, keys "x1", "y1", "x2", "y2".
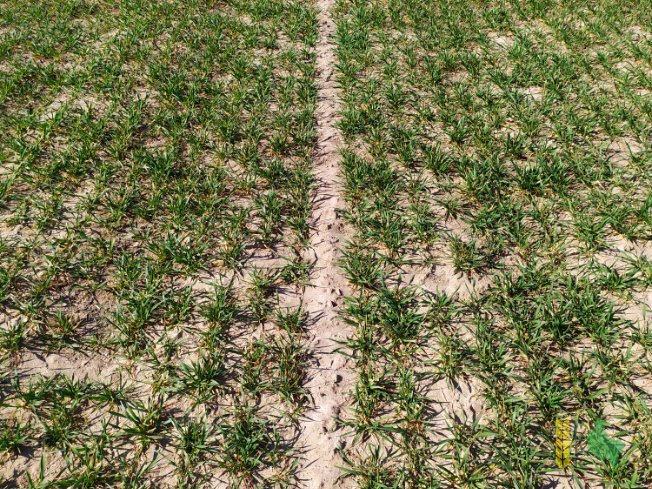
[{"x1": 555, "y1": 417, "x2": 571, "y2": 469}]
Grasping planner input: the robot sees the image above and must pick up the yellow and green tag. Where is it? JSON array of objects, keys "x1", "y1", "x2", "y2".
[{"x1": 555, "y1": 417, "x2": 571, "y2": 469}]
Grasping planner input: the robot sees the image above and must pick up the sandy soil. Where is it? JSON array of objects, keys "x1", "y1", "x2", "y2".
[{"x1": 293, "y1": 0, "x2": 356, "y2": 486}]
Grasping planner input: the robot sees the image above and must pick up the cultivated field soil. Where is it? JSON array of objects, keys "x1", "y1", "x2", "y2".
[{"x1": 1, "y1": 0, "x2": 652, "y2": 488}]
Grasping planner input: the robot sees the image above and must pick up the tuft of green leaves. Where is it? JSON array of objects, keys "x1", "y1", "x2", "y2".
[{"x1": 587, "y1": 421, "x2": 625, "y2": 468}]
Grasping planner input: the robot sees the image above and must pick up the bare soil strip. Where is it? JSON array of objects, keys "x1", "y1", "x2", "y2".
[{"x1": 296, "y1": 0, "x2": 355, "y2": 486}]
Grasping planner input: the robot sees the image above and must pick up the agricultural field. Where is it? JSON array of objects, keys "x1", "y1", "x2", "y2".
[
  {"x1": 333, "y1": 0, "x2": 652, "y2": 487},
  {"x1": 0, "y1": 0, "x2": 319, "y2": 486},
  {"x1": 0, "y1": 0, "x2": 651, "y2": 488}
]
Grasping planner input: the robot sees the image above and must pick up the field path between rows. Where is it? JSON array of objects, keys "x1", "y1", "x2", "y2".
[{"x1": 295, "y1": 0, "x2": 356, "y2": 487}]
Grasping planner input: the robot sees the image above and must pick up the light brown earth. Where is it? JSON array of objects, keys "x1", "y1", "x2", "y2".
[{"x1": 295, "y1": 0, "x2": 356, "y2": 486}]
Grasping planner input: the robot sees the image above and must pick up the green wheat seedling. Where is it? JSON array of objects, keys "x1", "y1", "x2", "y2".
[
  {"x1": 215, "y1": 398, "x2": 293, "y2": 487},
  {"x1": 0, "y1": 419, "x2": 32, "y2": 456},
  {"x1": 168, "y1": 413, "x2": 216, "y2": 480}
]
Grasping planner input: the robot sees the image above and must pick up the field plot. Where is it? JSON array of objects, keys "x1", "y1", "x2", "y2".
[
  {"x1": 2, "y1": 0, "x2": 652, "y2": 488},
  {"x1": 332, "y1": 0, "x2": 652, "y2": 487},
  {"x1": 0, "y1": 0, "x2": 319, "y2": 486}
]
